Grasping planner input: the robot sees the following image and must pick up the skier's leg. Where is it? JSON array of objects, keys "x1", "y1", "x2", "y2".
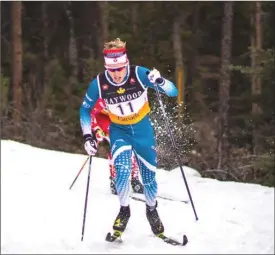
[
  {"x1": 111, "y1": 139, "x2": 132, "y2": 206},
  {"x1": 133, "y1": 124, "x2": 164, "y2": 235},
  {"x1": 133, "y1": 133, "x2": 157, "y2": 207},
  {"x1": 109, "y1": 128, "x2": 132, "y2": 233},
  {"x1": 134, "y1": 148, "x2": 157, "y2": 206}
]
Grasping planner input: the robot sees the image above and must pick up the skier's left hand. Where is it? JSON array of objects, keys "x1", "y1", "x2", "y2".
[{"x1": 147, "y1": 68, "x2": 164, "y2": 84}]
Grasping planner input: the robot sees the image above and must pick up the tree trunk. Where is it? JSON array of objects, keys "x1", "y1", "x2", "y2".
[
  {"x1": 41, "y1": 2, "x2": 49, "y2": 109},
  {"x1": 65, "y1": 1, "x2": 78, "y2": 85},
  {"x1": 217, "y1": 1, "x2": 234, "y2": 172},
  {"x1": 11, "y1": 1, "x2": 22, "y2": 124},
  {"x1": 98, "y1": 2, "x2": 109, "y2": 48},
  {"x1": 131, "y1": 3, "x2": 138, "y2": 37},
  {"x1": 186, "y1": 2, "x2": 200, "y2": 106},
  {"x1": 251, "y1": 1, "x2": 262, "y2": 156},
  {"x1": 173, "y1": 13, "x2": 184, "y2": 117},
  {"x1": 42, "y1": 2, "x2": 49, "y2": 63}
]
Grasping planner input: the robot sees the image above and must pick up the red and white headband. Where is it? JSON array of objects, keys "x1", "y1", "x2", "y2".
[{"x1": 103, "y1": 48, "x2": 129, "y2": 68}]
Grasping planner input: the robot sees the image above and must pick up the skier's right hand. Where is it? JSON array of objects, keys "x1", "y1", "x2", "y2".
[{"x1": 84, "y1": 134, "x2": 97, "y2": 155}]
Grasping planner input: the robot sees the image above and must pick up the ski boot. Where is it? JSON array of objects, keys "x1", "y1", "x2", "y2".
[
  {"x1": 110, "y1": 176, "x2": 117, "y2": 195},
  {"x1": 112, "y1": 205, "x2": 131, "y2": 236},
  {"x1": 146, "y1": 201, "x2": 165, "y2": 236},
  {"x1": 131, "y1": 177, "x2": 144, "y2": 194}
]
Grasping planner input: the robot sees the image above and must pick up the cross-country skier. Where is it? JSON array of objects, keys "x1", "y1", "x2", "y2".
[
  {"x1": 91, "y1": 98, "x2": 144, "y2": 195},
  {"x1": 79, "y1": 38, "x2": 178, "y2": 239}
]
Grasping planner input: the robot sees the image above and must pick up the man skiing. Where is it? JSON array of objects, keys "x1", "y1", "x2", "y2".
[
  {"x1": 91, "y1": 98, "x2": 144, "y2": 195},
  {"x1": 79, "y1": 38, "x2": 178, "y2": 240}
]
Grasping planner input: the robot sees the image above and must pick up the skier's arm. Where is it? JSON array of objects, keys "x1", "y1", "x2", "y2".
[
  {"x1": 137, "y1": 66, "x2": 178, "y2": 97},
  {"x1": 80, "y1": 78, "x2": 100, "y2": 136}
]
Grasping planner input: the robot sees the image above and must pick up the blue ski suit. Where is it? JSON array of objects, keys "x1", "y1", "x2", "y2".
[{"x1": 80, "y1": 65, "x2": 178, "y2": 207}]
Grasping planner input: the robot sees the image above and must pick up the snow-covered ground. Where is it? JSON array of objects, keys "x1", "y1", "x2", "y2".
[{"x1": 1, "y1": 140, "x2": 274, "y2": 254}]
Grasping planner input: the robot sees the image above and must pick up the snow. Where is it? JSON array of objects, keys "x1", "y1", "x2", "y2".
[{"x1": 1, "y1": 140, "x2": 274, "y2": 254}]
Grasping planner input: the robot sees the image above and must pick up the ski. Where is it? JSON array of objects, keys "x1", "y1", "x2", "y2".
[
  {"x1": 157, "y1": 233, "x2": 188, "y2": 246},
  {"x1": 157, "y1": 195, "x2": 189, "y2": 204},
  {"x1": 105, "y1": 231, "x2": 123, "y2": 243},
  {"x1": 130, "y1": 195, "x2": 146, "y2": 203},
  {"x1": 105, "y1": 230, "x2": 188, "y2": 247},
  {"x1": 130, "y1": 194, "x2": 188, "y2": 204}
]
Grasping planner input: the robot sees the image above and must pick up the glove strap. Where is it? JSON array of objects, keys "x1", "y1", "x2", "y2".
[
  {"x1": 84, "y1": 134, "x2": 92, "y2": 141},
  {"x1": 156, "y1": 77, "x2": 164, "y2": 85}
]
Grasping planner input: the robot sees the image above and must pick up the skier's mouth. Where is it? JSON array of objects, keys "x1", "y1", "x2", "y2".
[{"x1": 113, "y1": 76, "x2": 123, "y2": 82}]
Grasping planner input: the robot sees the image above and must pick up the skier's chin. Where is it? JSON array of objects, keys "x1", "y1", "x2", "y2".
[{"x1": 114, "y1": 77, "x2": 123, "y2": 83}]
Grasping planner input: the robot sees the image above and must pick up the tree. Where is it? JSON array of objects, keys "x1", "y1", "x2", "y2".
[
  {"x1": 251, "y1": 1, "x2": 263, "y2": 155},
  {"x1": 11, "y1": 1, "x2": 22, "y2": 124},
  {"x1": 41, "y1": 2, "x2": 49, "y2": 109},
  {"x1": 173, "y1": 12, "x2": 185, "y2": 117},
  {"x1": 217, "y1": 1, "x2": 234, "y2": 171},
  {"x1": 65, "y1": 1, "x2": 78, "y2": 85},
  {"x1": 131, "y1": 2, "x2": 138, "y2": 37},
  {"x1": 186, "y1": 2, "x2": 201, "y2": 107},
  {"x1": 98, "y1": 1, "x2": 109, "y2": 43}
]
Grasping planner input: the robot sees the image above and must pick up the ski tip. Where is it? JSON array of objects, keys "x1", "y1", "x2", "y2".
[
  {"x1": 105, "y1": 232, "x2": 111, "y2": 241},
  {"x1": 182, "y1": 234, "x2": 188, "y2": 245}
]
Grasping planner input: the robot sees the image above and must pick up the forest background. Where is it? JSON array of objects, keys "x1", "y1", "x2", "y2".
[{"x1": 1, "y1": 1, "x2": 274, "y2": 187}]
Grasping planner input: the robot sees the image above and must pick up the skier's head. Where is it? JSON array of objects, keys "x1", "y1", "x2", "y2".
[{"x1": 103, "y1": 38, "x2": 128, "y2": 84}]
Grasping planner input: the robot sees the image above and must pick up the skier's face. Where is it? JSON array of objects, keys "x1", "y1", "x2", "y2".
[{"x1": 107, "y1": 66, "x2": 127, "y2": 84}]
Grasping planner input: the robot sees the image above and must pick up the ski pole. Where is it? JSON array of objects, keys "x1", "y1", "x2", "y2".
[
  {"x1": 69, "y1": 156, "x2": 89, "y2": 190},
  {"x1": 81, "y1": 156, "x2": 92, "y2": 241},
  {"x1": 153, "y1": 81, "x2": 199, "y2": 221}
]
